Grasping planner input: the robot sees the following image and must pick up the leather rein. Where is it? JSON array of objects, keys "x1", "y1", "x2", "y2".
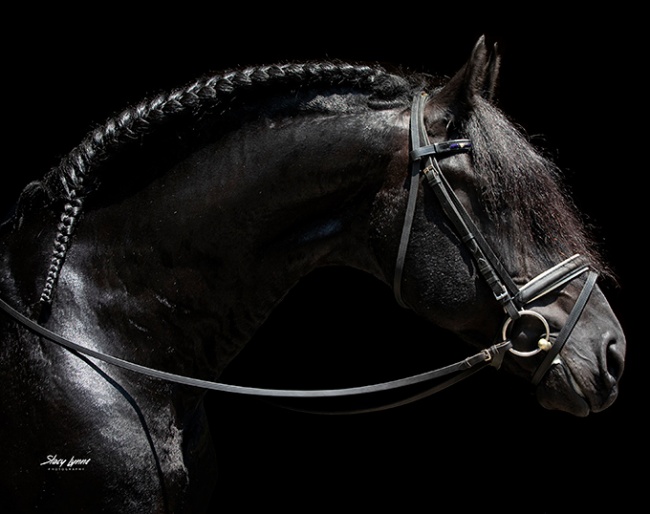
[{"x1": 0, "y1": 92, "x2": 598, "y2": 412}]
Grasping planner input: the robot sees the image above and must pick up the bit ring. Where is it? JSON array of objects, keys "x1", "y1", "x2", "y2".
[{"x1": 502, "y1": 310, "x2": 552, "y2": 357}]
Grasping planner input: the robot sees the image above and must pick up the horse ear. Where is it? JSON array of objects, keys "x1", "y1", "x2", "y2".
[{"x1": 437, "y1": 35, "x2": 501, "y2": 107}]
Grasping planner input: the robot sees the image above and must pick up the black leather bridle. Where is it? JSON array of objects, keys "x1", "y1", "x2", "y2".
[
  {"x1": 395, "y1": 92, "x2": 598, "y2": 386},
  {"x1": 0, "y1": 92, "x2": 598, "y2": 411}
]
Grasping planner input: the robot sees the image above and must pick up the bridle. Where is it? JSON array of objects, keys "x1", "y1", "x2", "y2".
[
  {"x1": 394, "y1": 92, "x2": 598, "y2": 386},
  {"x1": 0, "y1": 92, "x2": 598, "y2": 412}
]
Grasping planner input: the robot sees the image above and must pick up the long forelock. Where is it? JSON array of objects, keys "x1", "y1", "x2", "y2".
[{"x1": 464, "y1": 98, "x2": 607, "y2": 277}]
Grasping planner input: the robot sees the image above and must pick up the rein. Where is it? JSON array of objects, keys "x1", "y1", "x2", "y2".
[
  {"x1": 0, "y1": 92, "x2": 598, "y2": 413},
  {"x1": 0, "y1": 296, "x2": 512, "y2": 410}
]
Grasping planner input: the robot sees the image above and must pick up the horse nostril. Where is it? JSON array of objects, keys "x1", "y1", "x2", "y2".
[{"x1": 605, "y1": 336, "x2": 625, "y2": 383}]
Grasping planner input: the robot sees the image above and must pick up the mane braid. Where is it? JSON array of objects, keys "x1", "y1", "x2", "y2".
[
  {"x1": 36, "y1": 62, "x2": 410, "y2": 309},
  {"x1": 42, "y1": 62, "x2": 402, "y2": 201}
]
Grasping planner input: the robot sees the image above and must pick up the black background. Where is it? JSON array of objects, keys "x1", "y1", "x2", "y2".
[{"x1": 3, "y1": 9, "x2": 644, "y2": 512}]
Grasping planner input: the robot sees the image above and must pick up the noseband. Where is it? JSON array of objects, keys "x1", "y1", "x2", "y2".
[
  {"x1": 395, "y1": 92, "x2": 598, "y2": 385},
  {"x1": 0, "y1": 92, "x2": 598, "y2": 413}
]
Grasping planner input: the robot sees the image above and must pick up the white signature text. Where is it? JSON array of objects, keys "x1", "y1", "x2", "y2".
[{"x1": 40, "y1": 454, "x2": 91, "y2": 470}]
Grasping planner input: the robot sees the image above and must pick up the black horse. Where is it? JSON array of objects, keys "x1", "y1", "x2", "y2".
[{"x1": 0, "y1": 38, "x2": 625, "y2": 512}]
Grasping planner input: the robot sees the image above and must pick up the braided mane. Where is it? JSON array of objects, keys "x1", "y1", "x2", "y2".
[
  {"x1": 34, "y1": 62, "x2": 411, "y2": 307},
  {"x1": 42, "y1": 62, "x2": 408, "y2": 202}
]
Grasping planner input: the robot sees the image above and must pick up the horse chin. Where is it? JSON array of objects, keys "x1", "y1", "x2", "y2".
[{"x1": 534, "y1": 359, "x2": 591, "y2": 417}]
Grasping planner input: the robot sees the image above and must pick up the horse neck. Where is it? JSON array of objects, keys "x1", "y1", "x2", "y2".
[{"x1": 28, "y1": 107, "x2": 408, "y2": 378}]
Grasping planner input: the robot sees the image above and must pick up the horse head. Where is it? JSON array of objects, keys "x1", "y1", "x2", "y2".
[{"x1": 372, "y1": 37, "x2": 625, "y2": 416}]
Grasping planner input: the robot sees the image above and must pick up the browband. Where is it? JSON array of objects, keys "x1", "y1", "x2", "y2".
[{"x1": 410, "y1": 140, "x2": 473, "y2": 161}]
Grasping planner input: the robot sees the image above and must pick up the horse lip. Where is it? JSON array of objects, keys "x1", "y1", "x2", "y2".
[
  {"x1": 547, "y1": 355, "x2": 621, "y2": 414},
  {"x1": 537, "y1": 358, "x2": 591, "y2": 416},
  {"x1": 552, "y1": 356, "x2": 586, "y2": 399}
]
